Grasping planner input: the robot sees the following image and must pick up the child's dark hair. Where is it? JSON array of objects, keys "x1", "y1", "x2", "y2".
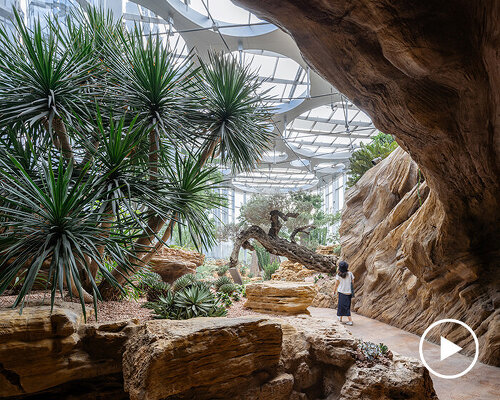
[{"x1": 338, "y1": 261, "x2": 349, "y2": 278}]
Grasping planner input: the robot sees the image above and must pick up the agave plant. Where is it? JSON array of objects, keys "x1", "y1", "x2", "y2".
[
  {"x1": 213, "y1": 275, "x2": 233, "y2": 291},
  {"x1": 143, "y1": 284, "x2": 227, "y2": 320}
]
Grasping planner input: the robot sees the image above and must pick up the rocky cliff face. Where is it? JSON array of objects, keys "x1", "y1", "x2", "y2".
[
  {"x1": 0, "y1": 304, "x2": 438, "y2": 399},
  {"x1": 340, "y1": 148, "x2": 499, "y2": 365},
  {"x1": 233, "y1": 0, "x2": 500, "y2": 366}
]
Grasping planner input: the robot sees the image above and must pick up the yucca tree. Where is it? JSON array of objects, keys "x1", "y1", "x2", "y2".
[
  {"x1": 0, "y1": 148, "x2": 134, "y2": 318},
  {"x1": 195, "y1": 51, "x2": 274, "y2": 171},
  {"x1": 0, "y1": 9, "x2": 97, "y2": 161},
  {"x1": 98, "y1": 151, "x2": 225, "y2": 299},
  {"x1": 0, "y1": 5, "x2": 274, "y2": 311},
  {"x1": 102, "y1": 27, "x2": 197, "y2": 266}
]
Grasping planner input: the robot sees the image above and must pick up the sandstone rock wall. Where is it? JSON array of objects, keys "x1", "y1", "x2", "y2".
[
  {"x1": 123, "y1": 317, "x2": 282, "y2": 400},
  {"x1": 233, "y1": 0, "x2": 500, "y2": 367},
  {"x1": 0, "y1": 304, "x2": 139, "y2": 398},
  {"x1": 340, "y1": 148, "x2": 499, "y2": 365}
]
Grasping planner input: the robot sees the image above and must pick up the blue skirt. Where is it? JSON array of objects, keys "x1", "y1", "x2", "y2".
[{"x1": 337, "y1": 292, "x2": 352, "y2": 316}]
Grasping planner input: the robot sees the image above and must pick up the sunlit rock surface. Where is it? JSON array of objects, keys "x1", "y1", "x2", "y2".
[
  {"x1": 234, "y1": 0, "x2": 500, "y2": 366},
  {"x1": 340, "y1": 148, "x2": 499, "y2": 365},
  {"x1": 0, "y1": 305, "x2": 438, "y2": 399},
  {"x1": 245, "y1": 282, "x2": 317, "y2": 315}
]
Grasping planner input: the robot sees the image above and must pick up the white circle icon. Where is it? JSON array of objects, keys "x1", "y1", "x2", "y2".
[{"x1": 419, "y1": 319, "x2": 478, "y2": 379}]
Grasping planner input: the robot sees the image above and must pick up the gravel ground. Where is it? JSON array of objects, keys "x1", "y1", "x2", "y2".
[
  {"x1": 0, "y1": 292, "x2": 153, "y2": 323},
  {"x1": 0, "y1": 292, "x2": 258, "y2": 322},
  {"x1": 226, "y1": 299, "x2": 260, "y2": 318}
]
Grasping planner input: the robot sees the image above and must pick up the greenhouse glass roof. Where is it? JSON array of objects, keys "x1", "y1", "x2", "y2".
[{"x1": 12, "y1": 0, "x2": 379, "y2": 192}]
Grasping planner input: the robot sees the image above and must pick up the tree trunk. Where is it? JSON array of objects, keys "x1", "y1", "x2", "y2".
[
  {"x1": 99, "y1": 132, "x2": 220, "y2": 300},
  {"x1": 52, "y1": 117, "x2": 73, "y2": 162},
  {"x1": 229, "y1": 211, "x2": 337, "y2": 273}
]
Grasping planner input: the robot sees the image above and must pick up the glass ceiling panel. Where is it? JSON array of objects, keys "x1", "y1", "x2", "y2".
[
  {"x1": 187, "y1": 0, "x2": 262, "y2": 24},
  {"x1": 236, "y1": 50, "x2": 308, "y2": 105}
]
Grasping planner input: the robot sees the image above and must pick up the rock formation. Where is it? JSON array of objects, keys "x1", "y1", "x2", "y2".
[
  {"x1": 340, "y1": 147, "x2": 499, "y2": 365},
  {"x1": 148, "y1": 247, "x2": 204, "y2": 283},
  {"x1": 0, "y1": 303, "x2": 139, "y2": 398},
  {"x1": 245, "y1": 282, "x2": 317, "y2": 315},
  {"x1": 233, "y1": 0, "x2": 500, "y2": 366},
  {"x1": 271, "y1": 260, "x2": 316, "y2": 282},
  {"x1": 0, "y1": 304, "x2": 438, "y2": 399},
  {"x1": 123, "y1": 317, "x2": 282, "y2": 400},
  {"x1": 310, "y1": 278, "x2": 337, "y2": 309},
  {"x1": 277, "y1": 317, "x2": 437, "y2": 400}
]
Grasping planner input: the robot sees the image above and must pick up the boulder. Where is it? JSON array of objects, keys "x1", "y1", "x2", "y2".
[
  {"x1": 122, "y1": 317, "x2": 282, "y2": 400},
  {"x1": 339, "y1": 356, "x2": 438, "y2": 400},
  {"x1": 311, "y1": 278, "x2": 337, "y2": 309},
  {"x1": 148, "y1": 247, "x2": 205, "y2": 283},
  {"x1": 245, "y1": 282, "x2": 316, "y2": 315},
  {"x1": 233, "y1": 0, "x2": 500, "y2": 366},
  {"x1": 0, "y1": 304, "x2": 139, "y2": 398},
  {"x1": 271, "y1": 260, "x2": 315, "y2": 282},
  {"x1": 276, "y1": 317, "x2": 437, "y2": 400}
]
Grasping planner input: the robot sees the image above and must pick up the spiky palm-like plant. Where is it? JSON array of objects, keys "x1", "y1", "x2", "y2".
[
  {"x1": 0, "y1": 9, "x2": 97, "y2": 161},
  {"x1": 0, "y1": 5, "x2": 273, "y2": 313},
  {"x1": 195, "y1": 51, "x2": 274, "y2": 172},
  {"x1": 0, "y1": 150, "x2": 133, "y2": 319}
]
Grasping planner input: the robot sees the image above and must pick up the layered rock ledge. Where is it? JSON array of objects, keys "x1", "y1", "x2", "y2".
[
  {"x1": 123, "y1": 317, "x2": 282, "y2": 400},
  {"x1": 245, "y1": 282, "x2": 317, "y2": 315},
  {"x1": 0, "y1": 305, "x2": 438, "y2": 399}
]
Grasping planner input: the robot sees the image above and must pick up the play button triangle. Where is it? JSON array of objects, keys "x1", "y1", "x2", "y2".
[{"x1": 440, "y1": 336, "x2": 462, "y2": 361}]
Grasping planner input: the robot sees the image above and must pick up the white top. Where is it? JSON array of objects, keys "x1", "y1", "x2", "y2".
[{"x1": 335, "y1": 271, "x2": 354, "y2": 294}]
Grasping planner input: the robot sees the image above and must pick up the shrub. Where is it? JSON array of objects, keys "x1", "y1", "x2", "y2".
[
  {"x1": 171, "y1": 274, "x2": 198, "y2": 293},
  {"x1": 138, "y1": 271, "x2": 170, "y2": 302},
  {"x1": 216, "y1": 292, "x2": 233, "y2": 308},
  {"x1": 347, "y1": 133, "x2": 398, "y2": 187},
  {"x1": 213, "y1": 276, "x2": 233, "y2": 291},
  {"x1": 216, "y1": 264, "x2": 229, "y2": 276},
  {"x1": 218, "y1": 283, "x2": 237, "y2": 295},
  {"x1": 254, "y1": 243, "x2": 270, "y2": 269},
  {"x1": 239, "y1": 265, "x2": 249, "y2": 276},
  {"x1": 262, "y1": 261, "x2": 280, "y2": 280}
]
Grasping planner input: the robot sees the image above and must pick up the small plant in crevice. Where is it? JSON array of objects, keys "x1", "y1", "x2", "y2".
[
  {"x1": 314, "y1": 274, "x2": 325, "y2": 284},
  {"x1": 355, "y1": 340, "x2": 393, "y2": 366}
]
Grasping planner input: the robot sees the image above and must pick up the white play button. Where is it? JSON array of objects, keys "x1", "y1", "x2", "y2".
[{"x1": 440, "y1": 336, "x2": 462, "y2": 361}]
